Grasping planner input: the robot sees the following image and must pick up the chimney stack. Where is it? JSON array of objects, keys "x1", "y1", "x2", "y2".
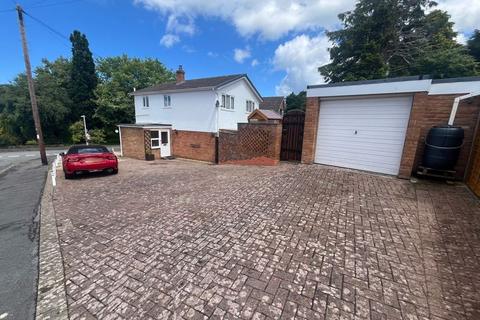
[{"x1": 176, "y1": 65, "x2": 185, "y2": 84}]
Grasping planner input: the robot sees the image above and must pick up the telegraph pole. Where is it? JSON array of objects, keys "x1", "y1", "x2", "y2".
[{"x1": 16, "y1": 5, "x2": 48, "y2": 165}]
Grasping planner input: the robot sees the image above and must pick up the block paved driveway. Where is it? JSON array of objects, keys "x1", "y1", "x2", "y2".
[{"x1": 53, "y1": 159, "x2": 480, "y2": 320}]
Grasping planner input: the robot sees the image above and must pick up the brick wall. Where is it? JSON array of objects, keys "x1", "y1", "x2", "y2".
[
  {"x1": 301, "y1": 97, "x2": 320, "y2": 164},
  {"x1": 219, "y1": 123, "x2": 282, "y2": 166},
  {"x1": 120, "y1": 127, "x2": 160, "y2": 160},
  {"x1": 399, "y1": 94, "x2": 480, "y2": 179},
  {"x1": 171, "y1": 130, "x2": 216, "y2": 162}
]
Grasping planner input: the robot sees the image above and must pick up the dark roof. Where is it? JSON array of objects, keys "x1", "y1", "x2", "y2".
[
  {"x1": 134, "y1": 74, "x2": 247, "y2": 94},
  {"x1": 307, "y1": 76, "x2": 430, "y2": 89},
  {"x1": 431, "y1": 76, "x2": 480, "y2": 84},
  {"x1": 259, "y1": 96, "x2": 285, "y2": 112}
]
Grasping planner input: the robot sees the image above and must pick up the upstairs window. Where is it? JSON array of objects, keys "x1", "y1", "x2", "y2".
[
  {"x1": 221, "y1": 94, "x2": 235, "y2": 110},
  {"x1": 164, "y1": 95, "x2": 171, "y2": 107},
  {"x1": 246, "y1": 100, "x2": 255, "y2": 112},
  {"x1": 142, "y1": 96, "x2": 150, "y2": 108}
]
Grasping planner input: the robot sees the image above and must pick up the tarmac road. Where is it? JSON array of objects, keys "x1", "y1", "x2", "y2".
[{"x1": 0, "y1": 156, "x2": 50, "y2": 320}]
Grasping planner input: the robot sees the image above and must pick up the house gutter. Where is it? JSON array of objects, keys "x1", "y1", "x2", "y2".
[{"x1": 448, "y1": 91, "x2": 480, "y2": 125}]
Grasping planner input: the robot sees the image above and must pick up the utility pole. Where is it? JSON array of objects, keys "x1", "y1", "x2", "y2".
[{"x1": 16, "y1": 5, "x2": 48, "y2": 165}]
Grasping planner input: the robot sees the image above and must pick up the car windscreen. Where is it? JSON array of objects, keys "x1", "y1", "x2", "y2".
[{"x1": 67, "y1": 146, "x2": 109, "y2": 154}]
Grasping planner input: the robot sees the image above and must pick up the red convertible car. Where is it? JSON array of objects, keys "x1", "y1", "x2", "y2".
[{"x1": 61, "y1": 145, "x2": 118, "y2": 179}]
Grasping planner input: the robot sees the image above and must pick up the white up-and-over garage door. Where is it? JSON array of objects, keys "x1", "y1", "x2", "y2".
[{"x1": 314, "y1": 95, "x2": 413, "y2": 175}]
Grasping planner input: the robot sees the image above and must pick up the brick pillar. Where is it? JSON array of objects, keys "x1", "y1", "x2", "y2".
[
  {"x1": 301, "y1": 97, "x2": 320, "y2": 164},
  {"x1": 398, "y1": 92, "x2": 428, "y2": 178},
  {"x1": 272, "y1": 123, "x2": 282, "y2": 163}
]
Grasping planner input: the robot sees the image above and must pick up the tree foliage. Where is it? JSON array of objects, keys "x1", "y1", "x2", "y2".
[
  {"x1": 320, "y1": 0, "x2": 478, "y2": 82},
  {"x1": 468, "y1": 30, "x2": 480, "y2": 62},
  {"x1": 94, "y1": 55, "x2": 174, "y2": 141},
  {"x1": 285, "y1": 91, "x2": 306, "y2": 112},
  {"x1": 0, "y1": 30, "x2": 175, "y2": 146},
  {"x1": 69, "y1": 30, "x2": 97, "y2": 123}
]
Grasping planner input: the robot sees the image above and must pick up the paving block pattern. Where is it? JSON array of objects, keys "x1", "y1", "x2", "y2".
[{"x1": 52, "y1": 159, "x2": 480, "y2": 319}]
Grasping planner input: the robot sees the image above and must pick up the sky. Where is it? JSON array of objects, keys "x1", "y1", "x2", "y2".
[{"x1": 0, "y1": 0, "x2": 479, "y2": 97}]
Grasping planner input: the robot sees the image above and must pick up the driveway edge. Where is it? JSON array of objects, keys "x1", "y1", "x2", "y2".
[{"x1": 35, "y1": 171, "x2": 69, "y2": 320}]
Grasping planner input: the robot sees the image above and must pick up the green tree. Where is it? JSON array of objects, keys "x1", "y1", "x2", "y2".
[
  {"x1": 467, "y1": 30, "x2": 480, "y2": 62},
  {"x1": 407, "y1": 10, "x2": 478, "y2": 78},
  {"x1": 94, "y1": 55, "x2": 175, "y2": 142},
  {"x1": 69, "y1": 30, "x2": 97, "y2": 123},
  {"x1": 0, "y1": 58, "x2": 74, "y2": 145},
  {"x1": 285, "y1": 91, "x2": 306, "y2": 112},
  {"x1": 320, "y1": 1, "x2": 478, "y2": 82},
  {"x1": 69, "y1": 120, "x2": 85, "y2": 144},
  {"x1": 35, "y1": 58, "x2": 73, "y2": 143}
]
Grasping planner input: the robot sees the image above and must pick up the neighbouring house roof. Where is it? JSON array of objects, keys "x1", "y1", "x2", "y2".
[
  {"x1": 248, "y1": 109, "x2": 283, "y2": 121},
  {"x1": 307, "y1": 75, "x2": 480, "y2": 98},
  {"x1": 260, "y1": 96, "x2": 285, "y2": 112},
  {"x1": 132, "y1": 74, "x2": 263, "y2": 101},
  {"x1": 118, "y1": 123, "x2": 172, "y2": 129}
]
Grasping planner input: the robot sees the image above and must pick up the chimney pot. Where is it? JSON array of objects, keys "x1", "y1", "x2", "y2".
[{"x1": 176, "y1": 65, "x2": 185, "y2": 84}]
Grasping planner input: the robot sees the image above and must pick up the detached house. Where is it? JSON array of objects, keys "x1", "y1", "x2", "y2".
[{"x1": 119, "y1": 66, "x2": 263, "y2": 162}]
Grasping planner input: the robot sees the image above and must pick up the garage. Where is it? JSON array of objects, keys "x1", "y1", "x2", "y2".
[
  {"x1": 303, "y1": 76, "x2": 480, "y2": 179},
  {"x1": 314, "y1": 95, "x2": 412, "y2": 175}
]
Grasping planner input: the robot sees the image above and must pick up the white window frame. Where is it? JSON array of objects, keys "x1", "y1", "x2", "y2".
[
  {"x1": 221, "y1": 94, "x2": 235, "y2": 110},
  {"x1": 163, "y1": 95, "x2": 171, "y2": 108},
  {"x1": 151, "y1": 130, "x2": 160, "y2": 149},
  {"x1": 142, "y1": 96, "x2": 150, "y2": 108},
  {"x1": 246, "y1": 100, "x2": 255, "y2": 113}
]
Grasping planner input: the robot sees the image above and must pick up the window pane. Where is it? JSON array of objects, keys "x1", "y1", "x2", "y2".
[
  {"x1": 222, "y1": 95, "x2": 225, "y2": 107},
  {"x1": 161, "y1": 131, "x2": 168, "y2": 144},
  {"x1": 168, "y1": 96, "x2": 171, "y2": 106},
  {"x1": 151, "y1": 130, "x2": 159, "y2": 138},
  {"x1": 231, "y1": 97, "x2": 234, "y2": 109},
  {"x1": 164, "y1": 96, "x2": 167, "y2": 106},
  {"x1": 151, "y1": 139, "x2": 159, "y2": 147}
]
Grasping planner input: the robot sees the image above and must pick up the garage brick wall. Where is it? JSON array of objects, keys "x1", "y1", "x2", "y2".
[
  {"x1": 172, "y1": 130, "x2": 216, "y2": 163},
  {"x1": 399, "y1": 94, "x2": 480, "y2": 179},
  {"x1": 120, "y1": 127, "x2": 160, "y2": 160},
  {"x1": 301, "y1": 97, "x2": 320, "y2": 164},
  {"x1": 301, "y1": 93, "x2": 480, "y2": 179}
]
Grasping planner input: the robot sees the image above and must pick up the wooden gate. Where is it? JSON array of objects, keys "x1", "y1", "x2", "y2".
[
  {"x1": 281, "y1": 110, "x2": 305, "y2": 161},
  {"x1": 467, "y1": 126, "x2": 480, "y2": 197}
]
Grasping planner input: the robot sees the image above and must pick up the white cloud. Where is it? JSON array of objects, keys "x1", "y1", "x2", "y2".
[
  {"x1": 166, "y1": 15, "x2": 195, "y2": 35},
  {"x1": 251, "y1": 59, "x2": 259, "y2": 67},
  {"x1": 273, "y1": 34, "x2": 331, "y2": 95},
  {"x1": 207, "y1": 51, "x2": 218, "y2": 58},
  {"x1": 456, "y1": 32, "x2": 468, "y2": 45},
  {"x1": 134, "y1": 0, "x2": 353, "y2": 40},
  {"x1": 160, "y1": 34, "x2": 180, "y2": 47},
  {"x1": 136, "y1": 0, "x2": 478, "y2": 41},
  {"x1": 234, "y1": 47, "x2": 251, "y2": 63},
  {"x1": 436, "y1": 0, "x2": 480, "y2": 32}
]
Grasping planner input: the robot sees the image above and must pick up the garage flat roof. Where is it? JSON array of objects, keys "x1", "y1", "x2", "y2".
[
  {"x1": 307, "y1": 76, "x2": 480, "y2": 98},
  {"x1": 118, "y1": 123, "x2": 172, "y2": 129}
]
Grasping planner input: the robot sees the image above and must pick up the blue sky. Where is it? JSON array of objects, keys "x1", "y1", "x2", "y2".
[{"x1": 1, "y1": 0, "x2": 478, "y2": 96}]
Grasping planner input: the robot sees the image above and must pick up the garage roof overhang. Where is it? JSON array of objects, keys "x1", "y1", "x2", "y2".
[
  {"x1": 307, "y1": 76, "x2": 480, "y2": 98},
  {"x1": 118, "y1": 123, "x2": 172, "y2": 130}
]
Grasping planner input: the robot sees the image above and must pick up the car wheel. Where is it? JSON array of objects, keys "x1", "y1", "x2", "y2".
[
  {"x1": 112, "y1": 168, "x2": 118, "y2": 174},
  {"x1": 64, "y1": 171, "x2": 74, "y2": 179}
]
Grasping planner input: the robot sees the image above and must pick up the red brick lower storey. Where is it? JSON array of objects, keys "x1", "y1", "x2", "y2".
[{"x1": 171, "y1": 130, "x2": 216, "y2": 163}]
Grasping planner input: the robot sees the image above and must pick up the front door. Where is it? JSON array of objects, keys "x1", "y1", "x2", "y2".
[{"x1": 159, "y1": 130, "x2": 171, "y2": 157}]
